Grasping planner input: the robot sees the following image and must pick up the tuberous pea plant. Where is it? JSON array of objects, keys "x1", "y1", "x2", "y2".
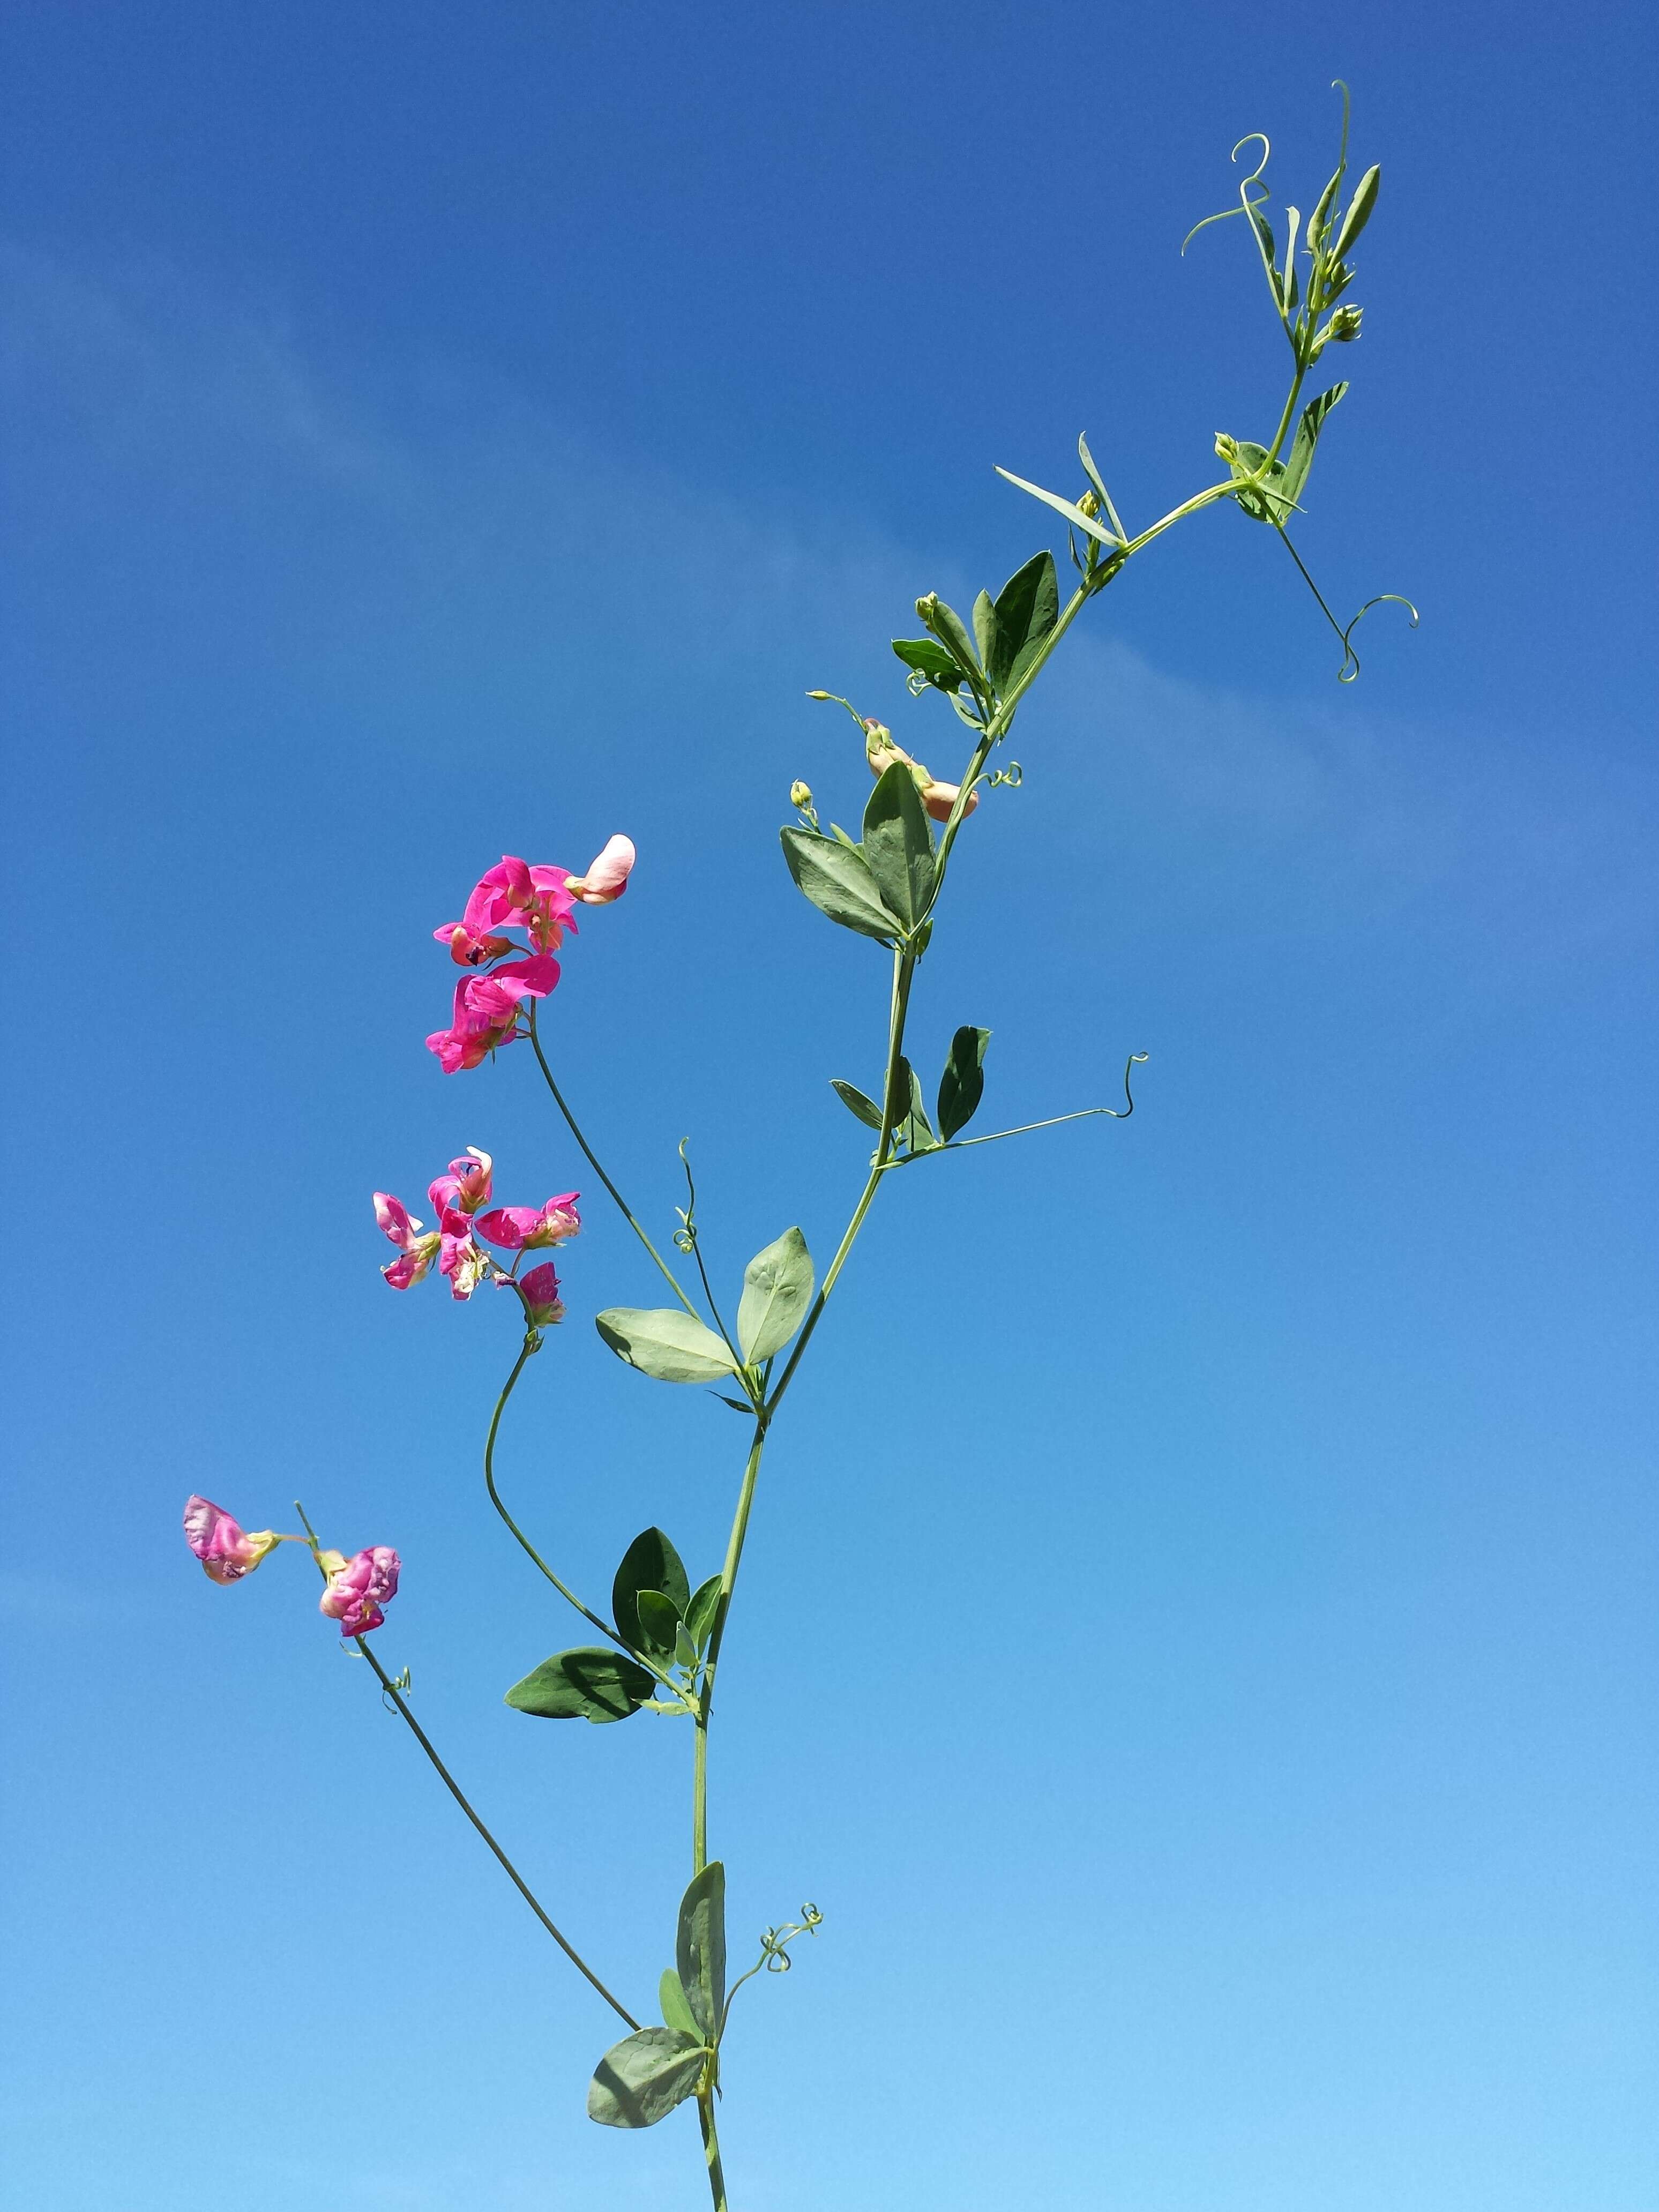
[{"x1": 184, "y1": 94, "x2": 1407, "y2": 2209}]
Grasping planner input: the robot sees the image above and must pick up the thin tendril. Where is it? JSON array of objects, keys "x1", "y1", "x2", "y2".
[{"x1": 1272, "y1": 525, "x2": 1417, "y2": 682}]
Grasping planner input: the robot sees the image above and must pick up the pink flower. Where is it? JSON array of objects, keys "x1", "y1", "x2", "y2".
[
  {"x1": 438, "y1": 1206, "x2": 490, "y2": 1299},
  {"x1": 184, "y1": 1495, "x2": 280, "y2": 1584},
  {"x1": 519, "y1": 1261, "x2": 566, "y2": 1326},
  {"x1": 864, "y1": 723, "x2": 977, "y2": 824},
  {"x1": 427, "y1": 1146, "x2": 494, "y2": 1216},
  {"x1": 425, "y1": 955, "x2": 559, "y2": 1074},
  {"x1": 373, "y1": 1191, "x2": 443, "y2": 1290},
  {"x1": 318, "y1": 1545, "x2": 401, "y2": 1637},
  {"x1": 565, "y1": 835, "x2": 636, "y2": 906},
  {"x1": 435, "y1": 857, "x2": 579, "y2": 960},
  {"x1": 475, "y1": 1191, "x2": 581, "y2": 1250}
]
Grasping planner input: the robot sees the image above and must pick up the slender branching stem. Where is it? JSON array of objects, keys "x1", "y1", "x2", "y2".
[
  {"x1": 291, "y1": 1501, "x2": 639, "y2": 2031},
  {"x1": 527, "y1": 1000, "x2": 700, "y2": 1320}
]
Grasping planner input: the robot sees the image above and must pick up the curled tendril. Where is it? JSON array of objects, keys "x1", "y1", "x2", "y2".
[
  {"x1": 673, "y1": 1136, "x2": 699, "y2": 1252},
  {"x1": 380, "y1": 1665, "x2": 412, "y2": 1713},
  {"x1": 1103, "y1": 1051, "x2": 1148, "y2": 1119},
  {"x1": 1337, "y1": 593, "x2": 1419, "y2": 684},
  {"x1": 986, "y1": 761, "x2": 1023, "y2": 789},
  {"x1": 1181, "y1": 132, "x2": 1273, "y2": 255},
  {"x1": 761, "y1": 1904, "x2": 824, "y2": 1972},
  {"x1": 1273, "y1": 525, "x2": 1417, "y2": 684}
]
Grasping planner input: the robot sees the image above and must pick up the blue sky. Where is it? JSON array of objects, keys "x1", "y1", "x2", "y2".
[{"x1": 3, "y1": 4, "x2": 1655, "y2": 2209}]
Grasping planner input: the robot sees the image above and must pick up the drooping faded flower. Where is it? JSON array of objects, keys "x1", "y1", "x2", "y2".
[
  {"x1": 318, "y1": 1545, "x2": 401, "y2": 1638},
  {"x1": 183, "y1": 1496, "x2": 280, "y2": 1584}
]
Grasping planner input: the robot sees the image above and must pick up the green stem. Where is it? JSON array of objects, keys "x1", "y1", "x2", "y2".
[
  {"x1": 483, "y1": 1337, "x2": 626, "y2": 1643},
  {"x1": 698, "y1": 2091, "x2": 729, "y2": 2212},
  {"x1": 291, "y1": 1503, "x2": 640, "y2": 2031},
  {"x1": 527, "y1": 1000, "x2": 700, "y2": 1321},
  {"x1": 694, "y1": 1418, "x2": 768, "y2": 1872}
]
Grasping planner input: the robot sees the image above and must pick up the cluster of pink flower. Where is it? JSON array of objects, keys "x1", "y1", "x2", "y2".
[
  {"x1": 373, "y1": 1146, "x2": 579, "y2": 1322},
  {"x1": 426, "y1": 838, "x2": 634, "y2": 1074},
  {"x1": 183, "y1": 1495, "x2": 401, "y2": 1638}
]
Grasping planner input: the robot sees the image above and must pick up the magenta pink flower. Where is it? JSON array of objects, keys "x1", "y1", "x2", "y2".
[
  {"x1": 428, "y1": 1146, "x2": 494, "y2": 1216},
  {"x1": 435, "y1": 856, "x2": 579, "y2": 961},
  {"x1": 184, "y1": 1495, "x2": 280, "y2": 1584},
  {"x1": 425, "y1": 955, "x2": 558, "y2": 1074},
  {"x1": 318, "y1": 1545, "x2": 401, "y2": 1637},
  {"x1": 475, "y1": 1191, "x2": 581, "y2": 1251},
  {"x1": 519, "y1": 1261, "x2": 566, "y2": 1326},
  {"x1": 373, "y1": 1191, "x2": 443, "y2": 1290},
  {"x1": 566, "y1": 835, "x2": 636, "y2": 906},
  {"x1": 438, "y1": 1206, "x2": 490, "y2": 1299}
]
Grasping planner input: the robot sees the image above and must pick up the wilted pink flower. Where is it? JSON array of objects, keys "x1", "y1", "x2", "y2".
[
  {"x1": 565, "y1": 835, "x2": 636, "y2": 906},
  {"x1": 425, "y1": 955, "x2": 558, "y2": 1074},
  {"x1": 475, "y1": 1191, "x2": 581, "y2": 1250},
  {"x1": 438, "y1": 1206, "x2": 490, "y2": 1299},
  {"x1": 373, "y1": 1191, "x2": 443, "y2": 1290},
  {"x1": 519, "y1": 1261, "x2": 566, "y2": 1326},
  {"x1": 436, "y1": 857, "x2": 579, "y2": 960},
  {"x1": 184, "y1": 1495, "x2": 280, "y2": 1584},
  {"x1": 318, "y1": 1545, "x2": 401, "y2": 1637},
  {"x1": 428, "y1": 1146, "x2": 494, "y2": 1216}
]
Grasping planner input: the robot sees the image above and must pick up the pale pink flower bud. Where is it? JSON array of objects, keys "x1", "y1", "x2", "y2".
[
  {"x1": 319, "y1": 1545, "x2": 401, "y2": 1638},
  {"x1": 565, "y1": 835, "x2": 636, "y2": 906},
  {"x1": 184, "y1": 1496, "x2": 279, "y2": 1584},
  {"x1": 864, "y1": 728, "x2": 977, "y2": 821}
]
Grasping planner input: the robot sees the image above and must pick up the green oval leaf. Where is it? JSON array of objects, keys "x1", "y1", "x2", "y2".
[
  {"x1": 676, "y1": 1862, "x2": 727, "y2": 2043},
  {"x1": 890, "y1": 636, "x2": 965, "y2": 692},
  {"x1": 736, "y1": 1227, "x2": 814, "y2": 1362},
  {"x1": 779, "y1": 828, "x2": 899, "y2": 943},
  {"x1": 587, "y1": 2026, "x2": 708, "y2": 2129},
  {"x1": 685, "y1": 1574, "x2": 723, "y2": 1653},
  {"x1": 862, "y1": 761, "x2": 936, "y2": 932},
  {"x1": 505, "y1": 1647, "x2": 657, "y2": 1723},
  {"x1": 613, "y1": 1527, "x2": 691, "y2": 1650},
  {"x1": 988, "y1": 549, "x2": 1059, "y2": 689},
  {"x1": 596, "y1": 1308, "x2": 737, "y2": 1384},
  {"x1": 831, "y1": 1078, "x2": 884, "y2": 1130},
  {"x1": 660, "y1": 1967, "x2": 703, "y2": 2044},
  {"x1": 937, "y1": 1025, "x2": 991, "y2": 1140}
]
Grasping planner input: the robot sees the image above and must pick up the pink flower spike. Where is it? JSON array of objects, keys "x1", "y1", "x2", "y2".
[
  {"x1": 519, "y1": 1261, "x2": 565, "y2": 1326},
  {"x1": 475, "y1": 1192, "x2": 581, "y2": 1251},
  {"x1": 184, "y1": 1495, "x2": 280, "y2": 1585},
  {"x1": 566, "y1": 834, "x2": 636, "y2": 906},
  {"x1": 319, "y1": 1545, "x2": 401, "y2": 1638},
  {"x1": 428, "y1": 1146, "x2": 494, "y2": 1217}
]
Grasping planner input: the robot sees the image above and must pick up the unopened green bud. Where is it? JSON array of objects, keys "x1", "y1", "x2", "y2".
[
  {"x1": 915, "y1": 593, "x2": 940, "y2": 623},
  {"x1": 863, "y1": 718, "x2": 892, "y2": 760},
  {"x1": 1327, "y1": 304, "x2": 1364, "y2": 342},
  {"x1": 1077, "y1": 488, "x2": 1101, "y2": 519},
  {"x1": 1214, "y1": 432, "x2": 1240, "y2": 465},
  {"x1": 790, "y1": 780, "x2": 813, "y2": 809},
  {"x1": 806, "y1": 689, "x2": 831, "y2": 700}
]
